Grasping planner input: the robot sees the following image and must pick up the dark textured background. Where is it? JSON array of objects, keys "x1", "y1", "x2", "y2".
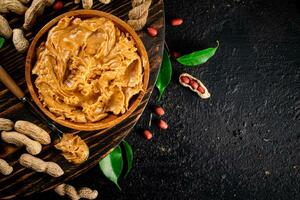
[{"x1": 28, "y1": 0, "x2": 300, "y2": 199}]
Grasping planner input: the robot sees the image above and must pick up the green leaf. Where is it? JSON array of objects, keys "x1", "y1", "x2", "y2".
[
  {"x1": 177, "y1": 41, "x2": 219, "y2": 66},
  {"x1": 156, "y1": 50, "x2": 172, "y2": 101},
  {"x1": 0, "y1": 37, "x2": 5, "y2": 49},
  {"x1": 99, "y1": 146, "x2": 123, "y2": 190},
  {"x1": 122, "y1": 140, "x2": 133, "y2": 177}
]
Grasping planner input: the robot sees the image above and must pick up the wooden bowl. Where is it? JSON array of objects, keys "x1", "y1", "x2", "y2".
[{"x1": 25, "y1": 10, "x2": 149, "y2": 131}]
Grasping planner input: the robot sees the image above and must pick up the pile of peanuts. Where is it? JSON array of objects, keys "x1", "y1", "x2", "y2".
[
  {"x1": 0, "y1": 118, "x2": 98, "y2": 200},
  {"x1": 0, "y1": 118, "x2": 60, "y2": 177}
]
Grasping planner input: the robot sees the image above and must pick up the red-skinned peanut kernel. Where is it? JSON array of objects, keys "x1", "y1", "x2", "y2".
[
  {"x1": 180, "y1": 76, "x2": 190, "y2": 84},
  {"x1": 158, "y1": 119, "x2": 168, "y2": 130},
  {"x1": 170, "y1": 18, "x2": 183, "y2": 26},
  {"x1": 143, "y1": 130, "x2": 153, "y2": 140},
  {"x1": 190, "y1": 80, "x2": 199, "y2": 90},
  {"x1": 197, "y1": 86, "x2": 205, "y2": 94},
  {"x1": 154, "y1": 106, "x2": 165, "y2": 116},
  {"x1": 52, "y1": 1, "x2": 64, "y2": 11},
  {"x1": 147, "y1": 27, "x2": 158, "y2": 37},
  {"x1": 171, "y1": 51, "x2": 181, "y2": 59}
]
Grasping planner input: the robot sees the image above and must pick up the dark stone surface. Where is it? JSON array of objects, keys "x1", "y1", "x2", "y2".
[{"x1": 27, "y1": 0, "x2": 300, "y2": 199}]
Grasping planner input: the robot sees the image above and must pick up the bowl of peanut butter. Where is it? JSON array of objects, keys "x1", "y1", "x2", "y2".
[{"x1": 25, "y1": 10, "x2": 149, "y2": 131}]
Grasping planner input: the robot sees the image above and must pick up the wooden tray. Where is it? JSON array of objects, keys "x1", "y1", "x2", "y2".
[{"x1": 0, "y1": 0, "x2": 164, "y2": 198}]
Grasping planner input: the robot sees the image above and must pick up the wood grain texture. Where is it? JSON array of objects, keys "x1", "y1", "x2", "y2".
[{"x1": 0, "y1": 0, "x2": 164, "y2": 198}]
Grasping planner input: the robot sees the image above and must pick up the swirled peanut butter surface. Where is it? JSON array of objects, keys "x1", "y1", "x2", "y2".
[
  {"x1": 54, "y1": 134, "x2": 89, "y2": 164},
  {"x1": 33, "y1": 16, "x2": 143, "y2": 123}
]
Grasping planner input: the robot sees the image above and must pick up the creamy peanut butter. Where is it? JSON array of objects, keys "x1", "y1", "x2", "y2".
[
  {"x1": 33, "y1": 16, "x2": 143, "y2": 123},
  {"x1": 54, "y1": 134, "x2": 89, "y2": 164}
]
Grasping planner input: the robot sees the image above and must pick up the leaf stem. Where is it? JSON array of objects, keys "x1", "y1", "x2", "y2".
[
  {"x1": 164, "y1": 41, "x2": 170, "y2": 55},
  {"x1": 148, "y1": 113, "x2": 153, "y2": 128}
]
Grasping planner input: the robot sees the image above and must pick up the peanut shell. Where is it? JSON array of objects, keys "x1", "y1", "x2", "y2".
[
  {"x1": 0, "y1": 118, "x2": 14, "y2": 131},
  {"x1": 179, "y1": 73, "x2": 211, "y2": 99}
]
